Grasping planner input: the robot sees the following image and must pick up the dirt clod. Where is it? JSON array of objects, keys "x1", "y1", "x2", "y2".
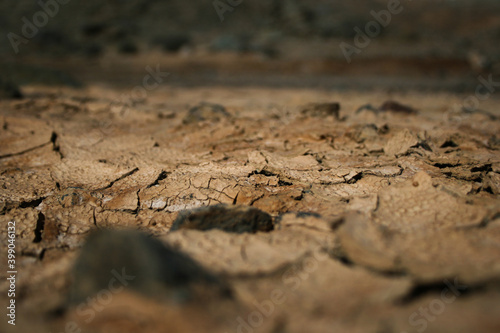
[
  {"x1": 301, "y1": 102, "x2": 340, "y2": 119},
  {"x1": 170, "y1": 204, "x2": 274, "y2": 233},
  {"x1": 379, "y1": 100, "x2": 418, "y2": 114}
]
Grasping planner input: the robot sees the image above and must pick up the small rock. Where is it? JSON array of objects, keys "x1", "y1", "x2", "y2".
[
  {"x1": 301, "y1": 102, "x2": 340, "y2": 119},
  {"x1": 183, "y1": 102, "x2": 230, "y2": 124},
  {"x1": 379, "y1": 101, "x2": 417, "y2": 114},
  {"x1": 171, "y1": 204, "x2": 273, "y2": 233},
  {"x1": 70, "y1": 229, "x2": 231, "y2": 304}
]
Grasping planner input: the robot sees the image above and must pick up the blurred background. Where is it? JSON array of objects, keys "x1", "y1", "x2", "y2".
[{"x1": 1, "y1": 0, "x2": 500, "y2": 90}]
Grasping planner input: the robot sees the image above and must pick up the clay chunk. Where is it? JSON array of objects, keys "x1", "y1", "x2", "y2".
[{"x1": 170, "y1": 204, "x2": 273, "y2": 233}]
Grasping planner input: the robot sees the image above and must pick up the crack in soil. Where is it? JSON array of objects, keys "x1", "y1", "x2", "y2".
[
  {"x1": 95, "y1": 167, "x2": 140, "y2": 191},
  {"x1": 0, "y1": 141, "x2": 52, "y2": 159},
  {"x1": 50, "y1": 131, "x2": 64, "y2": 159}
]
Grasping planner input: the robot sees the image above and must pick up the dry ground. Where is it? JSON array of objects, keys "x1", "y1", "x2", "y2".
[{"x1": 1, "y1": 52, "x2": 500, "y2": 333}]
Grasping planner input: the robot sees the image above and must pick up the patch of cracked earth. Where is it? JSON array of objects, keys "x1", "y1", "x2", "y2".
[{"x1": 0, "y1": 85, "x2": 499, "y2": 333}]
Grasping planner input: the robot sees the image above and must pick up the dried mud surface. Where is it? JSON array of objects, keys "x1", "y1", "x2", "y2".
[{"x1": 1, "y1": 75, "x2": 500, "y2": 333}]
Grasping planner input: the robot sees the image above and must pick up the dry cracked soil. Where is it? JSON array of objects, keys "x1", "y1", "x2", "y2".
[{"x1": 1, "y1": 67, "x2": 499, "y2": 333}]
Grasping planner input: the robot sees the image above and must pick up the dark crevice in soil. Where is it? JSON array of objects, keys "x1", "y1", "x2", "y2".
[
  {"x1": 47, "y1": 305, "x2": 67, "y2": 319},
  {"x1": 397, "y1": 279, "x2": 484, "y2": 305},
  {"x1": 439, "y1": 140, "x2": 458, "y2": 148},
  {"x1": 118, "y1": 209, "x2": 140, "y2": 214},
  {"x1": 249, "y1": 169, "x2": 278, "y2": 178},
  {"x1": 346, "y1": 172, "x2": 363, "y2": 184},
  {"x1": 248, "y1": 193, "x2": 265, "y2": 206},
  {"x1": 232, "y1": 192, "x2": 239, "y2": 205},
  {"x1": 147, "y1": 170, "x2": 170, "y2": 188},
  {"x1": 134, "y1": 189, "x2": 141, "y2": 215},
  {"x1": 50, "y1": 131, "x2": 64, "y2": 159},
  {"x1": 335, "y1": 255, "x2": 354, "y2": 267},
  {"x1": 98, "y1": 167, "x2": 139, "y2": 190},
  {"x1": 329, "y1": 216, "x2": 346, "y2": 230},
  {"x1": 415, "y1": 141, "x2": 433, "y2": 152},
  {"x1": 92, "y1": 208, "x2": 97, "y2": 227},
  {"x1": 33, "y1": 212, "x2": 46, "y2": 243},
  {"x1": 38, "y1": 248, "x2": 46, "y2": 260},
  {"x1": 364, "y1": 266, "x2": 407, "y2": 278},
  {"x1": 278, "y1": 179, "x2": 294, "y2": 186},
  {"x1": 440, "y1": 140, "x2": 459, "y2": 148},
  {"x1": 478, "y1": 211, "x2": 500, "y2": 228},
  {"x1": 0, "y1": 141, "x2": 51, "y2": 159},
  {"x1": 434, "y1": 162, "x2": 461, "y2": 168},
  {"x1": 19, "y1": 197, "x2": 45, "y2": 209},
  {"x1": 482, "y1": 186, "x2": 495, "y2": 195},
  {"x1": 471, "y1": 164, "x2": 492, "y2": 173},
  {"x1": 249, "y1": 170, "x2": 294, "y2": 186}
]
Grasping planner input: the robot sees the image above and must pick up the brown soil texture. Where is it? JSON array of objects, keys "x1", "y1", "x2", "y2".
[
  {"x1": 1, "y1": 1, "x2": 500, "y2": 333},
  {"x1": 1, "y1": 65, "x2": 499, "y2": 332}
]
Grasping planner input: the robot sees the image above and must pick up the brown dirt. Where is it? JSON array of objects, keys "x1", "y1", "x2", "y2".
[
  {"x1": 1, "y1": 1, "x2": 500, "y2": 332},
  {"x1": 1, "y1": 55, "x2": 499, "y2": 332}
]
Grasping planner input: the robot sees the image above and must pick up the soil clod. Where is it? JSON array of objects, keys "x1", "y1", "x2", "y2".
[{"x1": 171, "y1": 204, "x2": 274, "y2": 233}]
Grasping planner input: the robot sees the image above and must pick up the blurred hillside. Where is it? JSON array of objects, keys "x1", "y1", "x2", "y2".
[{"x1": 1, "y1": 0, "x2": 499, "y2": 61}]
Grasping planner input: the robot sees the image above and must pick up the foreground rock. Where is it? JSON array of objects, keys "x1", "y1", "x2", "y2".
[
  {"x1": 170, "y1": 204, "x2": 273, "y2": 233},
  {"x1": 70, "y1": 229, "x2": 231, "y2": 304}
]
